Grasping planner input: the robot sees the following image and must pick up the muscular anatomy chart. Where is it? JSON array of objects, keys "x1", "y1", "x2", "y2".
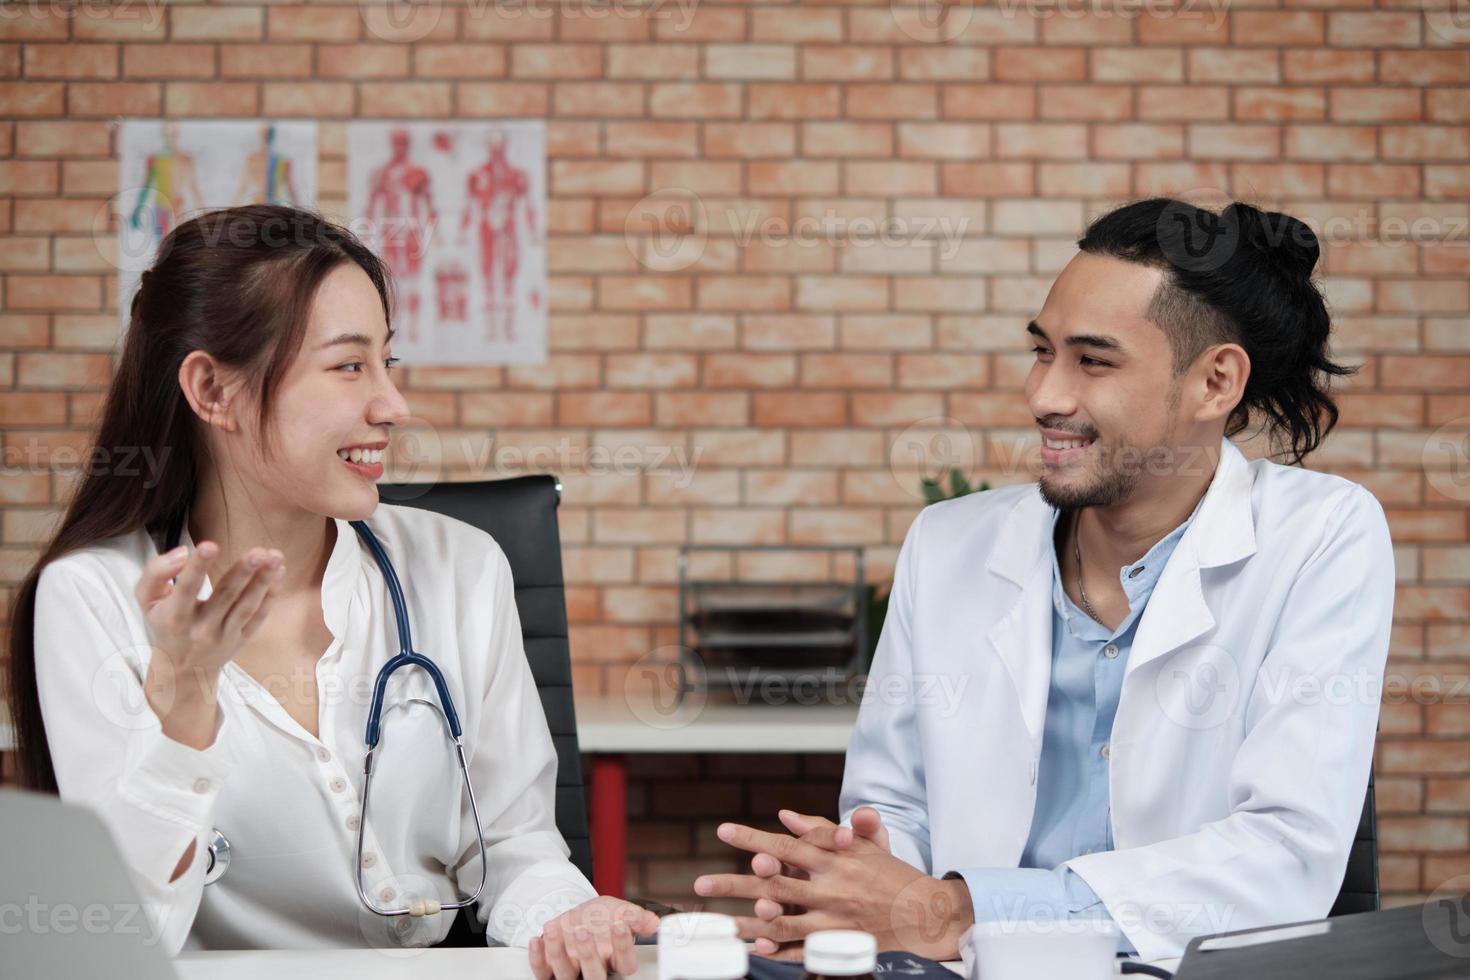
[{"x1": 349, "y1": 121, "x2": 546, "y2": 366}]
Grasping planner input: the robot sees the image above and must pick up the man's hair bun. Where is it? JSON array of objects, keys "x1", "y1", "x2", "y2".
[{"x1": 1224, "y1": 202, "x2": 1319, "y2": 280}]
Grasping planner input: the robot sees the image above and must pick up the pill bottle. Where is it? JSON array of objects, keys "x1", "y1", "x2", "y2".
[
  {"x1": 665, "y1": 937, "x2": 748, "y2": 980},
  {"x1": 658, "y1": 913, "x2": 743, "y2": 980},
  {"x1": 801, "y1": 929, "x2": 878, "y2": 980}
]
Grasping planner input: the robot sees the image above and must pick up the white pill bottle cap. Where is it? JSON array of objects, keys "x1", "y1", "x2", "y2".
[{"x1": 803, "y1": 929, "x2": 878, "y2": 976}]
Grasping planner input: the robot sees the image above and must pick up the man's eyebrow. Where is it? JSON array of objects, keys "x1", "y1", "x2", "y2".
[
  {"x1": 1026, "y1": 321, "x2": 1125, "y2": 353},
  {"x1": 317, "y1": 328, "x2": 396, "y2": 351}
]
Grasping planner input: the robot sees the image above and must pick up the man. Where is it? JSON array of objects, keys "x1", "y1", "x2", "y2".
[{"x1": 693, "y1": 199, "x2": 1396, "y2": 962}]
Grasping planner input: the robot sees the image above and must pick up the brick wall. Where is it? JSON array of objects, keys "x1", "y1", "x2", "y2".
[{"x1": 2, "y1": 0, "x2": 1469, "y2": 913}]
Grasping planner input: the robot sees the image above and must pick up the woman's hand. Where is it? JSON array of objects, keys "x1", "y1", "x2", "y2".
[
  {"x1": 134, "y1": 540, "x2": 285, "y2": 742},
  {"x1": 528, "y1": 896, "x2": 658, "y2": 980}
]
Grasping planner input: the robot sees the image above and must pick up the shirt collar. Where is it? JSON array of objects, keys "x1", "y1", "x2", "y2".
[{"x1": 1049, "y1": 490, "x2": 1205, "y2": 631}]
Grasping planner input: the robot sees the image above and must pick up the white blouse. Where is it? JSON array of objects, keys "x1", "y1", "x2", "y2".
[{"x1": 32, "y1": 501, "x2": 596, "y2": 954}]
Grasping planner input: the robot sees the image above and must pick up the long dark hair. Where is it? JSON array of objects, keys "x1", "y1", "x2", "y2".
[
  {"x1": 6, "y1": 205, "x2": 394, "y2": 791},
  {"x1": 1077, "y1": 197, "x2": 1354, "y2": 466}
]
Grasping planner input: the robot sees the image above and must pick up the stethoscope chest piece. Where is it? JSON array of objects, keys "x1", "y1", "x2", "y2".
[{"x1": 204, "y1": 828, "x2": 231, "y2": 884}]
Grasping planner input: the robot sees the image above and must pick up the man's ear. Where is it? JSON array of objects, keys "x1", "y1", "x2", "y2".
[
  {"x1": 178, "y1": 350, "x2": 245, "y2": 434},
  {"x1": 1191, "y1": 342, "x2": 1250, "y2": 425}
]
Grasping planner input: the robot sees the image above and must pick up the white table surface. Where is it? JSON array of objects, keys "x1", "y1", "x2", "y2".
[
  {"x1": 0, "y1": 696, "x2": 857, "y2": 756},
  {"x1": 172, "y1": 945, "x2": 1180, "y2": 978},
  {"x1": 573, "y1": 694, "x2": 858, "y2": 754}
]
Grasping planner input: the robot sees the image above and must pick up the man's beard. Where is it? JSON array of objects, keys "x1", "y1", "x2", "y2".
[{"x1": 1038, "y1": 438, "x2": 1142, "y2": 511}]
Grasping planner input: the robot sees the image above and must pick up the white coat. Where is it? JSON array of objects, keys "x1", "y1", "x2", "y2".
[{"x1": 839, "y1": 436, "x2": 1396, "y2": 961}]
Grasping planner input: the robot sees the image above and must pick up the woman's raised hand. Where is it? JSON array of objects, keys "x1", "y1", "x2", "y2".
[{"x1": 133, "y1": 541, "x2": 285, "y2": 745}]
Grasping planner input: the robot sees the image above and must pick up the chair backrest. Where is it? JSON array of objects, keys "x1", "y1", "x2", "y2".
[
  {"x1": 379, "y1": 475, "x2": 592, "y2": 882},
  {"x1": 1329, "y1": 766, "x2": 1380, "y2": 917}
]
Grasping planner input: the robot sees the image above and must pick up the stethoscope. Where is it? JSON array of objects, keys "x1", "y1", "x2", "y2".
[{"x1": 160, "y1": 511, "x2": 489, "y2": 920}]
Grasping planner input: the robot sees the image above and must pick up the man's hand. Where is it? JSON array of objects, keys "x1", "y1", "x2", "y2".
[
  {"x1": 528, "y1": 896, "x2": 658, "y2": 980},
  {"x1": 693, "y1": 808, "x2": 973, "y2": 962}
]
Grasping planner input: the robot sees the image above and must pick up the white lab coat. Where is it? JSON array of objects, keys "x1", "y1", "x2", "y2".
[
  {"x1": 840, "y1": 436, "x2": 1396, "y2": 961},
  {"x1": 34, "y1": 502, "x2": 595, "y2": 954}
]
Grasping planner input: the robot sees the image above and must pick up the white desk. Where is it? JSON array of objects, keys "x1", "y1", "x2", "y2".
[
  {"x1": 575, "y1": 694, "x2": 858, "y2": 753},
  {"x1": 173, "y1": 946, "x2": 1180, "y2": 978},
  {"x1": 574, "y1": 694, "x2": 859, "y2": 897}
]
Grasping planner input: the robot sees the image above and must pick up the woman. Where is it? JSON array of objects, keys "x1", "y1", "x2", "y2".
[{"x1": 6, "y1": 204, "x2": 651, "y2": 977}]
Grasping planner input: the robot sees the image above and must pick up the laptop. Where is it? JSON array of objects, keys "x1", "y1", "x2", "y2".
[
  {"x1": 1171, "y1": 897, "x2": 1470, "y2": 979},
  {"x1": 1, "y1": 787, "x2": 180, "y2": 978}
]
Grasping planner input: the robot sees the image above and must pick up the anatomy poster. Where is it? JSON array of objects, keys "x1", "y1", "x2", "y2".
[
  {"x1": 348, "y1": 121, "x2": 547, "y2": 365},
  {"x1": 116, "y1": 119, "x2": 318, "y2": 333}
]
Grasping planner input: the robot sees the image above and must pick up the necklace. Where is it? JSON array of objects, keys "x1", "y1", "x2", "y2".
[{"x1": 1072, "y1": 511, "x2": 1101, "y2": 623}]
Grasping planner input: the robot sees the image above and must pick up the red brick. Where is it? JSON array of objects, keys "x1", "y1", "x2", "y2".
[
  {"x1": 1331, "y1": 89, "x2": 1424, "y2": 124},
  {"x1": 1284, "y1": 125, "x2": 1377, "y2": 161},
  {"x1": 749, "y1": 83, "x2": 841, "y2": 120},
  {"x1": 846, "y1": 84, "x2": 938, "y2": 119},
  {"x1": 1138, "y1": 86, "x2": 1229, "y2": 122},
  {"x1": 1233, "y1": 12, "x2": 1325, "y2": 46},
  {"x1": 1095, "y1": 124, "x2": 1186, "y2": 160},
  {"x1": 24, "y1": 43, "x2": 117, "y2": 79},
  {"x1": 1235, "y1": 88, "x2": 1326, "y2": 123},
  {"x1": 1038, "y1": 85, "x2": 1133, "y2": 122},
  {"x1": 942, "y1": 84, "x2": 1038, "y2": 121},
  {"x1": 753, "y1": 392, "x2": 847, "y2": 427},
  {"x1": 1092, "y1": 48, "x2": 1183, "y2": 83},
  {"x1": 220, "y1": 45, "x2": 313, "y2": 79},
  {"x1": 649, "y1": 83, "x2": 741, "y2": 119},
  {"x1": 1328, "y1": 13, "x2": 1422, "y2": 48},
  {"x1": 172, "y1": 7, "x2": 263, "y2": 42},
  {"x1": 1283, "y1": 51, "x2": 1375, "y2": 85},
  {"x1": 123, "y1": 43, "x2": 216, "y2": 80},
  {"x1": 940, "y1": 161, "x2": 1034, "y2": 196},
  {"x1": 266, "y1": 7, "x2": 361, "y2": 42},
  {"x1": 995, "y1": 47, "x2": 1085, "y2": 82},
  {"x1": 1189, "y1": 48, "x2": 1280, "y2": 84},
  {"x1": 606, "y1": 44, "x2": 697, "y2": 80}
]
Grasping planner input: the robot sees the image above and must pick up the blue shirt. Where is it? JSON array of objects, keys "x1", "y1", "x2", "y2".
[{"x1": 950, "y1": 495, "x2": 1204, "y2": 954}]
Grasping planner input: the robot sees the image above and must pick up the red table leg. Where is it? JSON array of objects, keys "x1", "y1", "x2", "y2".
[{"x1": 590, "y1": 753, "x2": 627, "y2": 899}]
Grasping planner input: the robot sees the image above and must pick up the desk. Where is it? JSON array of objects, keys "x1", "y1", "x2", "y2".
[
  {"x1": 173, "y1": 946, "x2": 1180, "y2": 978},
  {"x1": 575, "y1": 694, "x2": 859, "y2": 898}
]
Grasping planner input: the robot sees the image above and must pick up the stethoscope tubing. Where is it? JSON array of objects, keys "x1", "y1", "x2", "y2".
[{"x1": 162, "y1": 511, "x2": 489, "y2": 919}]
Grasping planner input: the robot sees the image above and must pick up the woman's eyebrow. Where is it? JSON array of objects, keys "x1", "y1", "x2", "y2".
[{"x1": 317, "y1": 328, "x2": 396, "y2": 351}]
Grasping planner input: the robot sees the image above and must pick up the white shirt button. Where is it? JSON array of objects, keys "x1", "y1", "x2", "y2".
[
  {"x1": 346, "y1": 815, "x2": 360, "y2": 832},
  {"x1": 1104, "y1": 644, "x2": 1119, "y2": 659},
  {"x1": 193, "y1": 778, "x2": 211, "y2": 794},
  {"x1": 362, "y1": 853, "x2": 377, "y2": 868},
  {"x1": 379, "y1": 887, "x2": 396, "y2": 902},
  {"x1": 395, "y1": 917, "x2": 412, "y2": 934},
  {"x1": 330, "y1": 777, "x2": 347, "y2": 793},
  {"x1": 316, "y1": 747, "x2": 331, "y2": 762},
  {"x1": 1100, "y1": 743, "x2": 1111, "y2": 760}
]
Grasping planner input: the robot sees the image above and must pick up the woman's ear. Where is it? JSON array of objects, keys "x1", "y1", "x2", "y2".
[{"x1": 178, "y1": 350, "x2": 244, "y2": 433}]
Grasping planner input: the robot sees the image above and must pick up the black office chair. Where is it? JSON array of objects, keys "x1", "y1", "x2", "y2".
[
  {"x1": 1329, "y1": 766, "x2": 1380, "y2": 916},
  {"x1": 378, "y1": 475, "x2": 591, "y2": 946}
]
